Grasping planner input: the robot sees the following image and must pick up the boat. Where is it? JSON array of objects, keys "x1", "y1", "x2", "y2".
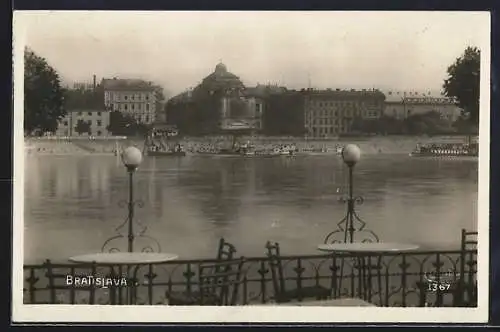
[
  {"x1": 272, "y1": 145, "x2": 297, "y2": 156},
  {"x1": 410, "y1": 142, "x2": 478, "y2": 157},
  {"x1": 144, "y1": 125, "x2": 186, "y2": 157}
]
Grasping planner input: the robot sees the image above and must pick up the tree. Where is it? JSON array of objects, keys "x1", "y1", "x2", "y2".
[
  {"x1": 24, "y1": 48, "x2": 66, "y2": 135},
  {"x1": 106, "y1": 111, "x2": 137, "y2": 136},
  {"x1": 443, "y1": 46, "x2": 480, "y2": 126},
  {"x1": 74, "y1": 119, "x2": 91, "y2": 135}
]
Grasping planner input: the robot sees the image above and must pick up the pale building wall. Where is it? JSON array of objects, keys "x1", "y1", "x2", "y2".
[
  {"x1": 56, "y1": 110, "x2": 111, "y2": 137},
  {"x1": 104, "y1": 90, "x2": 157, "y2": 125}
]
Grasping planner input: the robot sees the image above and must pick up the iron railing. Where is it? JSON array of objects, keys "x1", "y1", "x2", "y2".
[{"x1": 23, "y1": 249, "x2": 477, "y2": 307}]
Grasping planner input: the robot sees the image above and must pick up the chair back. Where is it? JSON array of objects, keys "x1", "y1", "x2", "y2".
[
  {"x1": 265, "y1": 241, "x2": 286, "y2": 296},
  {"x1": 216, "y1": 237, "x2": 237, "y2": 261},
  {"x1": 198, "y1": 257, "x2": 246, "y2": 305},
  {"x1": 43, "y1": 259, "x2": 99, "y2": 304},
  {"x1": 461, "y1": 229, "x2": 478, "y2": 251},
  {"x1": 459, "y1": 229, "x2": 478, "y2": 306}
]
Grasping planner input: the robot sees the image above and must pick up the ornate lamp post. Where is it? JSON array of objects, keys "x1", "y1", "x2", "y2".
[
  {"x1": 101, "y1": 145, "x2": 161, "y2": 253},
  {"x1": 121, "y1": 146, "x2": 143, "y2": 252},
  {"x1": 324, "y1": 144, "x2": 378, "y2": 244}
]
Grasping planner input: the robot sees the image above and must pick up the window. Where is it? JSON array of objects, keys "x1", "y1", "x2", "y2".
[
  {"x1": 124, "y1": 95, "x2": 128, "y2": 100},
  {"x1": 97, "y1": 130, "x2": 102, "y2": 136},
  {"x1": 77, "y1": 112, "x2": 82, "y2": 116},
  {"x1": 88, "y1": 120, "x2": 92, "y2": 125},
  {"x1": 146, "y1": 95, "x2": 149, "y2": 100},
  {"x1": 63, "y1": 121, "x2": 68, "y2": 126},
  {"x1": 124, "y1": 105, "x2": 128, "y2": 110},
  {"x1": 145, "y1": 116, "x2": 150, "y2": 123},
  {"x1": 97, "y1": 120, "x2": 102, "y2": 126},
  {"x1": 88, "y1": 112, "x2": 92, "y2": 116},
  {"x1": 131, "y1": 95, "x2": 135, "y2": 100},
  {"x1": 146, "y1": 104, "x2": 150, "y2": 111},
  {"x1": 97, "y1": 112, "x2": 102, "y2": 116},
  {"x1": 132, "y1": 104, "x2": 135, "y2": 110}
]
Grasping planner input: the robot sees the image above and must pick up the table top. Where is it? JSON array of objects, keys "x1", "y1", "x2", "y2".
[
  {"x1": 317, "y1": 242, "x2": 420, "y2": 253},
  {"x1": 68, "y1": 252, "x2": 178, "y2": 265}
]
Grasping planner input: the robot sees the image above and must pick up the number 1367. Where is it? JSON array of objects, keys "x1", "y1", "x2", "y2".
[{"x1": 428, "y1": 282, "x2": 452, "y2": 292}]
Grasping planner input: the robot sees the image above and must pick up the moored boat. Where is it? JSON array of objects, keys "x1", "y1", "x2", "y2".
[
  {"x1": 410, "y1": 142, "x2": 478, "y2": 157},
  {"x1": 144, "y1": 125, "x2": 186, "y2": 157}
]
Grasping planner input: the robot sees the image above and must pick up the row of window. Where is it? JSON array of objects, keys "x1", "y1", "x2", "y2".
[
  {"x1": 307, "y1": 109, "x2": 381, "y2": 118},
  {"x1": 306, "y1": 119, "x2": 344, "y2": 126},
  {"x1": 111, "y1": 103, "x2": 152, "y2": 111},
  {"x1": 308, "y1": 100, "x2": 380, "y2": 108},
  {"x1": 76, "y1": 111, "x2": 103, "y2": 116},
  {"x1": 310, "y1": 126, "x2": 347, "y2": 135},
  {"x1": 134, "y1": 115, "x2": 154, "y2": 123},
  {"x1": 105, "y1": 92, "x2": 153, "y2": 102},
  {"x1": 62, "y1": 120, "x2": 104, "y2": 127}
]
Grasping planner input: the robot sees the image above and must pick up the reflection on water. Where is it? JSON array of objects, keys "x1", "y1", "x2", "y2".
[{"x1": 24, "y1": 154, "x2": 478, "y2": 262}]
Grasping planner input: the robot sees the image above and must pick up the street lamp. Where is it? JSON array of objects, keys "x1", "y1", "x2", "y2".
[
  {"x1": 324, "y1": 144, "x2": 378, "y2": 244},
  {"x1": 121, "y1": 146, "x2": 143, "y2": 252}
]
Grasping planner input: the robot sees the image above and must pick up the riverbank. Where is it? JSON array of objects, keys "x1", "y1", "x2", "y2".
[{"x1": 24, "y1": 135, "x2": 471, "y2": 156}]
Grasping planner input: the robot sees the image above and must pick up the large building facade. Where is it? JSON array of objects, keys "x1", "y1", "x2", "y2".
[
  {"x1": 303, "y1": 89, "x2": 386, "y2": 138},
  {"x1": 383, "y1": 90, "x2": 461, "y2": 122},
  {"x1": 56, "y1": 88, "x2": 111, "y2": 136},
  {"x1": 56, "y1": 109, "x2": 111, "y2": 137},
  {"x1": 166, "y1": 63, "x2": 264, "y2": 135},
  {"x1": 103, "y1": 78, "x2": 157, "y2": 125}
]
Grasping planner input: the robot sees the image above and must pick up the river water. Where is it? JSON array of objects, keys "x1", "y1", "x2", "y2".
[{"x1": 23, "y1": 153, "x2": 478, "y2": 263}]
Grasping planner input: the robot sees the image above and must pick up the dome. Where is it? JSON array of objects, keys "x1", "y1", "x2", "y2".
[
  {"x1": 215, "y1": 62, "x2": 227, "y2": 74},
  {"x1": 197, "y1": 62, "x2": 245, "y2": 92}
]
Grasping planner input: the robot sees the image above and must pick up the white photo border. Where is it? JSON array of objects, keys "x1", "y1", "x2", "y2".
[{"x1": 11, "y1": 10, "x2": 491, "y2": 324}]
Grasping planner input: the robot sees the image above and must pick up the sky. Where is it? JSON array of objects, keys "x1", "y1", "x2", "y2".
[{"x1": 15, "y1": 11, "x2": 489, "y2": 98}]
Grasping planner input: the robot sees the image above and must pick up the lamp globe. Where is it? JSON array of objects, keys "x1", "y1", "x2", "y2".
[
  {"x1": 342, "y1": 144, "x2": 361, "y2": 166},
  {"x1": 121, "y1": 146, "x2": 143, "y2": 171}
]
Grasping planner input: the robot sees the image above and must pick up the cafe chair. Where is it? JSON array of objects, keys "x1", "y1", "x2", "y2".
[
  {"x1": 265, "y1": 241, "x2": 330, "y2": 303},
  {"x1": 166, "y1": 238, "x2": 239, "y2": 305},
  {"x1": 216, "y1": 237, "x2": 238, "y2": 261},
  {"x1": 455, "y1": 229, "x2": 478, "y2": 306},
  {"x1": 43, "y1": 259, "x2": 99, "y2": 304},
  {"x1": 417, "y1": 229, "x2": 477, "y2": 307},
  {"x1": 167, "y1": 257, "x2": 246, "y2": 305}
]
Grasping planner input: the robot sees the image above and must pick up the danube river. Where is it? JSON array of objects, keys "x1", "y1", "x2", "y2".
[{"x1": 23, "y1": 153, "x2": 478, "y2": 263}]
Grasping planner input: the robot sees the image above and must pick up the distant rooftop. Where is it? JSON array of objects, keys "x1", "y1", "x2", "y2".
[
  {"x1": 244, "y1": 84, "x2": 288, "y2": 97},
  {"x1": 101, "y1": 78, "x2": 156, "y2": 91},
  {"x1": 64, "y1": 89, "x2": 106, "y2": 111},
  {"x1": 299, "y1": 88, "x2": 386, "y2": 100},
  {"x1": 383, "y1": 90, "x2": 451, "y2": 103}
]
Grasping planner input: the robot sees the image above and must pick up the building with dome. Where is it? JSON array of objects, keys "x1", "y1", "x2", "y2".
[{"x1": 166, "y1": 63, "x2": 264, "y2": 135}]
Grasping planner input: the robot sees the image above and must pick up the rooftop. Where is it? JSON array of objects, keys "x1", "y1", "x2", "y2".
[
  {"x1": 101, "y1": 78, "x2": 156, "y2": 91},
  {"x1": 64, "y1": 89, "x2": 106, "y2": 111},
  {"x1": 300, "y1": 88, "x2": 386, "y2": 100}
]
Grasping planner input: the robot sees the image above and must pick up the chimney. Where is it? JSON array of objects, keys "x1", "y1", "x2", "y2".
[{"x1": 93, "y1": 75, "x2": 96, "y2": 89}]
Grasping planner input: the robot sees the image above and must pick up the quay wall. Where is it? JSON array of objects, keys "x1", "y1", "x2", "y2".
[{"x1": 23, "y1": 135, "x2": 470, "y2": 156}]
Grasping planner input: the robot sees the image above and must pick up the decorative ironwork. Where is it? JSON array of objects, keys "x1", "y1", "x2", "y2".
[
  {"x1": 101, "y1": 169, "x2": 161, "y2": 253},
  {"x1": 324, "y1": 161, "x2": 378, "y2": 244},
  {"x1": 23, "y1": 249, "x2": 477, "y2": 307}
]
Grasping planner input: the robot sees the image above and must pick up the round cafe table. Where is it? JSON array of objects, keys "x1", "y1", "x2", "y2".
[
  {"x1": 69, "y1": 252, "x2": 178, "y2": 304},
  {"x1": 317, "y1": 243, "x2": 420, "y2": 305}
]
